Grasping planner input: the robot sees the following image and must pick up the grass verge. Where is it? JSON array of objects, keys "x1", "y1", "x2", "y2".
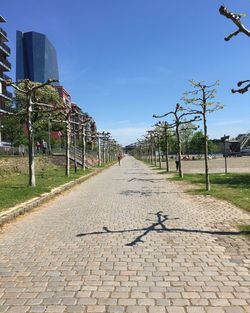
[
  {"x1": 171, "y1": 173, "x2": 250, "y2": 211},
  {"x1": 170, "y1": 172, "x2": 250, "y2": 232},
  {"x1": 0, "y1": 166, "x2": 94, "y2": 212}
]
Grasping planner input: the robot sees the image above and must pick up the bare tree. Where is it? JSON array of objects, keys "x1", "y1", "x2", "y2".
[
  {"x1": 5, "y1": 79, "x2": 58, "y2": 186},
  {"x1": 182, "y1": 80, "x2": 223, "y2": 191},
  {"x1": 219, "y1": 5, "x2": 250, "y2": 94},
  {"x1": 155, "y1": 121, "x2": 174, "y2": 172},
  {"x1": 153, "y1": 104, "x2": 200, "y2": 178}
]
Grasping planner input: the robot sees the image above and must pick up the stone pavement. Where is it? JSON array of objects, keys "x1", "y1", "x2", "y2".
[{"x1": 0, "y1": 156, "x2": 250, "y2": 313}]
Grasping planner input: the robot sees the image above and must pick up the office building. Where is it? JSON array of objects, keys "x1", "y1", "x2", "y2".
[
  {"x1": 16, "y1": 31, "x2": 59, "y2": 83},
  {"x1": 0, "y1": 15, "x2": 12, "y2": 146},
  {"x1": 0, "y1": 16, "x2": 12, "y2": 112}
]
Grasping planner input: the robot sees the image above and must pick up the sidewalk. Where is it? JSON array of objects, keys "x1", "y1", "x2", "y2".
[{"x1": 0, "y1": 156, "x2": 249, "y2": 313}]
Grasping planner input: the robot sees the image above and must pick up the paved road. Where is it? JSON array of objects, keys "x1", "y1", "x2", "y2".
[{"x1": 0, "y1": 156, "x2": 250, "y2": 313}]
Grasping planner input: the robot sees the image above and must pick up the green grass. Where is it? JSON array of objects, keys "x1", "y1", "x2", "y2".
[
  {"x1": 171, "y1": 173, "x2": 250, "y2": 212},
  {"x1": 0, "y1": 167, "x2": 92, "y2": 212},
  {"x1": 238, "y1": 224, "x2": 250, "y2": 236},
  {"x1": 171, "y1": 172, "x2": 250, "y2": 235}
]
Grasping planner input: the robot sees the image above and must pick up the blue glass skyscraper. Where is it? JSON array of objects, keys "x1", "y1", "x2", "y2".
[{"x1": 16, "y1": 31, "x2": 59, "y2": 83}]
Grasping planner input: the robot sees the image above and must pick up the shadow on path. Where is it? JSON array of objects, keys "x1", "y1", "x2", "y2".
[
  {"x1": 76, "y1": 211, "x2": 250, "y2": 246},
  {"x1": 128, "y1": 178, "x2": 164, "y2": 183},
  {"x1": 120, "y1": 190, "x2": 184, "y2": 196}
]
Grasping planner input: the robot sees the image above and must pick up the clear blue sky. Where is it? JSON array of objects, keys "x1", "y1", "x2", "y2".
[{"x1": 2, "y1": 0, "x2": 250, "y2": 145}]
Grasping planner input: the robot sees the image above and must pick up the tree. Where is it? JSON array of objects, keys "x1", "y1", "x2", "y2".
[
  {"x1": 219, "y1": 5, "x2": 250, "y2": 94},
  {"x1": 1, "y1": 114, "x2": 27, "y2": 146},
  {"x1": 155, "y1": 121, "x2": 175, "y2": 172},
  {"x1": 182, "y1": 80, "x2": 223, "y2": 191},
  {"x1": 153, "y1": 104, "x2": 200, "y2": 178},
  {"x1": 179, "y1": 121, "x2": 196, "y2": 155},
  {"x1": 5, "y1": 79, "x2": 59, "y2": 186},
  {"x1": 189, "y1": 131, "x2": 205, "y2": 154}
]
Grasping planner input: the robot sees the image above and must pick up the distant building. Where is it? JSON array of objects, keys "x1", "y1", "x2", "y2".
[
  {"x1": 55, "y1": 86, "x2": 71, "y2": 107},
  {"x1": 0, "y1": 15, "x2": 12, "y2": 146},
  {"x1": 16, "y1": 31, "x2": 59, "y2": 84}
]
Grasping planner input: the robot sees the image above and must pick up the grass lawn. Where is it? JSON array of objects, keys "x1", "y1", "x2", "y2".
[
  {"x1": 171, "y1": 173, "x2": 250, "y2": 211},
  {"x1": 171, "y1": 172, "x2": 250, "y2": 232},
  {"x1": 238, "y1": 225, "x2": 250, "y2": 236},
  {"x1": 0, "y1": 167, "x2": 92, "y2": 212}
]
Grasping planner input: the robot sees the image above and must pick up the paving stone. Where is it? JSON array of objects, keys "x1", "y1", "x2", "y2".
[
  {"x1": 0, "y1": 156, "x2": 249, "y2": 313},
  {"x1": 148, "y1": 306, "x2": 166, "y2": 313},
  {"x1": 86, "y1": 305, "x2": 106, "y2": 312},
  {"x1": 186, "y1": 307, "x2": 206, "y2": 313},
  {"x1": 126, "y1": 306, "x2": 147, "y2": 313}
]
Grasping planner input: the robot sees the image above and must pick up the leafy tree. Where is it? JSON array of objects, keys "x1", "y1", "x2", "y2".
[
  {"x1": 189, "y1": 131, "x2": 205, "y2": 154},
  {"x1": 179, "y1": 121, "x2": 196, "y2": 155},
  {"x1": 1, "y1": 114, "x2": 27, "y2": 146},
  {"x1": 182, "y1": 80, "x2": 223, "y2": 191},
  {"x1": 5, "y1": 79, "x2": 59, "y2": 186}
]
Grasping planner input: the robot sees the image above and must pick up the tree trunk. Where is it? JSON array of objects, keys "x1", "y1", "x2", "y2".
[
  {"x1": 164, "y1": 127, "x2": 169, "y2": 172},
  {"x1": 150, "y1": 137, "x2": 153, "y2": 164},
  {"x1": 98, "y1": 136, "x2": 101, "y2": 166},
  {"x1": 27, "y1": 98, "x2": 35, "y2": 187},
  {"x1": 48, "y1": 117, "x2": 51, "y2": 155},
  {"x1": 82, "y1": 128, "x2": 86, "y2": 170},
  {"x1": 203, "y1": 112, "x2": 210, "y2": 191},
  {"x1": 154, "y1": 138, "x2": 157, "y2": 166},
  {"x1": 65, "y1": 121, "x2": 70, "y2": 176},
  {"x1": 158, "y1": 137, "x2": 161, "y2": 168},
  {"x1": 73, "y1": 122, "x2": 77, "y2": 173},
  {"x1": 176, "y1": 124, "x2": 183, "y2": 178}
]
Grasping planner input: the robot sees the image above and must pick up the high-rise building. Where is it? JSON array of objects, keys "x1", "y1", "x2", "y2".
[
  {"x1": 16, "y1": 31, "x2": 59, "y2": 84},
  {"x1": 0, "y1": 15, "x2": 12, "y2": 146},
  {"x1": 0, "y1": 16, "x2": 12, "y2": 113}
]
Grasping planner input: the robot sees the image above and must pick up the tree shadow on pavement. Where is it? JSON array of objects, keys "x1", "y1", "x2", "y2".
[
  {"x1": 120, "y1": 190, "x2": 184, "y2": 196},
  {"x1": 127, "y1": 178, "x2": 164, "y2": 183},
  {"x1": 76, "y1": 211, "x2": 250, "y2": 246}
]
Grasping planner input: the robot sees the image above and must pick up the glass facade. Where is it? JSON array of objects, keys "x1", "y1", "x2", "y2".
[{"x1": 16, "y1": 31, "x2": 59, "y2": 84}]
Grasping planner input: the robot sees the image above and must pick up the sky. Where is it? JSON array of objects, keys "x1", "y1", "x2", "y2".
[{"x1": 1, "y1": 0, "x2": 250, "y2": 146}]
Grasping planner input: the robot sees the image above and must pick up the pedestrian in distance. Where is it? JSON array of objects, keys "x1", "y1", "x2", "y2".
[
  {"x1": 41, "y1": 139, "x2": 47, "y2": 154},
  {"x1": 36, "y1": 141, "x2": 41, "y2": 153},
  {"x1": 19, "y1": 144, "x2": 25, "y2": 156},
  {"x1": 117, "y1": 152, "x2": 122, "y2": 166}
]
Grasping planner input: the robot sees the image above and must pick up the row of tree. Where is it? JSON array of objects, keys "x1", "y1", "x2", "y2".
[
  {"x1": 133, "y1": 3, "x2": 250, "y2": 191},
  {"x1": 1, "y1": 79, "x2": 120, "y2": 187},
  {"x1": 132, "y1": 80, "x2": 223, "y2": 191}
]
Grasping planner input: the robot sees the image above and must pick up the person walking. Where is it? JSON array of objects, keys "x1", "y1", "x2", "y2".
[
  {"x1": 42, "y1": 139, "x2": 47, "y2": 154},
  {"x1": 117, "y1": 152, "x2": 122, "y2": 166},
  {"x1": 36, "y1": 141, "x2": 41, "y2": 154}
]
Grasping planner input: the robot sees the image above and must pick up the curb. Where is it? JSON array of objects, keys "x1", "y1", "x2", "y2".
[{"x1": 0, "y1": 162, "x2": 116, "y2": 227}]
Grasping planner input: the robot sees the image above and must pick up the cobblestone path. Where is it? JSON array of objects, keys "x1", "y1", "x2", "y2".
[{"x1": 0, "y1": 156, "x2": 250, "y2": 313}]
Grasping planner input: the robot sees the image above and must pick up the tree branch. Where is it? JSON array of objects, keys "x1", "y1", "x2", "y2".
[
  {"x1": 232, "y1": 83, "x2": 250, "y2": 94},
  {"x1": 219, "y1": 5, "x2": 250, "y2": 41}
]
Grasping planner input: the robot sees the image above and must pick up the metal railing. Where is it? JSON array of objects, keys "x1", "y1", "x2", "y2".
[
  {"x1": 0, "y1": 58, "x2": 11, "y2": 70},
  {"x1": 0, "y1": 41, "x2": 10, "y2": 54},
  {"x1": 0, "y1": 27, "x2": 7, "y2": 38}
]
